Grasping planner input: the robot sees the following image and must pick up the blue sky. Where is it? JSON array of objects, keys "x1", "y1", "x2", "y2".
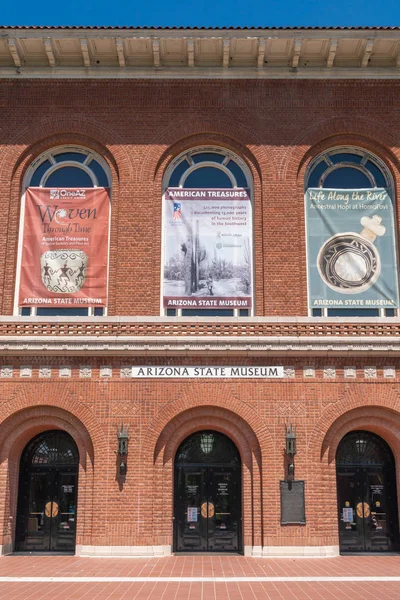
[{"x1": 1, "y1": 0, "x2": 400, "y2": 28}]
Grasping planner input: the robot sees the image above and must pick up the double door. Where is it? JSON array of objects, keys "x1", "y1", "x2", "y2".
[
  {"x1": 175, "y1": 465, "x2": 241, "y2": 552},
  {"x1": 16, "y1": 467, "x2": 78, "y2": 552},
  {"x1": 337, "y1": 466, "x2": 398, "y2": 552}
]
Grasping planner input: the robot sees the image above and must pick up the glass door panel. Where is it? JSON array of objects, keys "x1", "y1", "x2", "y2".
[
  {"x1": 364, "y1": 469, "x2": 392, "y2": 551},
  {"x1": 207, "y1": 467, "x2": 240, "y2": 552},
  {"x1": 174, "y1": 432, "x2": 242, "y2": 553},
  {"x1": 338, "y1": 466, "x2": 398, "y2": 552},
  {"x1": 50, "y1": 470, "x2": 78, "y2": 552},
  {"x1": 17, "y1": 467, "x2": 78, "y2": 552},
  {"x1": 175, "y1": 465, "x2": 241, "y2": 552},
  {"x1": 175, "y1": 466, "x2": 207, "y2": 551},
  {"x1": 337, "y1": 468, "x2": 365, "y2": 552},
  {"x1": 17, "y1": 471, "x2": 53, "y2": 551}
]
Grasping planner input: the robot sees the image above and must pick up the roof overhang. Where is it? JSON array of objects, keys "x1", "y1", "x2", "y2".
[{"x1": 1, "y1": 26, "x2": 400, "y2": 79}]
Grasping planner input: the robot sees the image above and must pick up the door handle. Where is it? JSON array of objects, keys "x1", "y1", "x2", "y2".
[
  {"x1": 45, "y1": 501, "x2": 59, "y2": 518},
  {"x1": 201, "y1": 502, "x2": 215, "y2": 518}
]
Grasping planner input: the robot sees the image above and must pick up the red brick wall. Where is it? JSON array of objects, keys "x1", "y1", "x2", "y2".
[
  {"x1": 0, "y1": 78, "x2": 400, "y2": 552},
  {"x1": 1, "y1": 79, "x2": 400, "y2": 316},
  {"x1": 0, "y1": 357, "x2": 399, "y2": 550}
]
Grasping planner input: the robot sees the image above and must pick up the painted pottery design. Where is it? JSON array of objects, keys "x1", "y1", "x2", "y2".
[
  {"x1": 40, "y1": 250, "x2": 88, "y2": 293},
  {"x1": 317, "y1": 215, "x2": 385, "y2": 294}
]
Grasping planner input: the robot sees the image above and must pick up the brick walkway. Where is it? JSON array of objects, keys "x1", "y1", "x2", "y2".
[{"x1": 0, "y1": 555, "x2": 400, "y2": 599}]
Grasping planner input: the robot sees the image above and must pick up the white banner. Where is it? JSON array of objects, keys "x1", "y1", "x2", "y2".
[
  {"x1": 126, "y1": 366, "x2": 284, "y2": 378},
  {"x1": 163, "y1": 188, "x2": 252, "y2": 309}
]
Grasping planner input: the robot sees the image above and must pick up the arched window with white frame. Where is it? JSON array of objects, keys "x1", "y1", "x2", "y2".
[
  {"x1": 305, "y1": 147, "x2": 398, "y2": 318},
  {"x1": 16, "y1": 146, "x2": 111, "y2": 317},
  {"x1": 162, "y1": 147, "x2": 253, "y2": 317}
]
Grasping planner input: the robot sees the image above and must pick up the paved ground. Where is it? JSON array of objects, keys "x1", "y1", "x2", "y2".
[{"x1": 1, "y1": 555, "x2": 400, "y2": 599}]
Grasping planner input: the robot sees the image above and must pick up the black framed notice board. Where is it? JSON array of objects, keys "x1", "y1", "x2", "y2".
[{"x1": 280, "y1": 480, "x2": 306, "y2": 525}]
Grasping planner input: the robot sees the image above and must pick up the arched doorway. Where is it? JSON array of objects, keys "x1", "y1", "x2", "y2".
[
  {"x1": 16, "y1": 430, "x2": 79, "y2": 553},
  {"x1": 174, "y1": 430, "x2": 242, "y2": 553},
  {"x1": 336, "y1": 430, "x2": 399, "y2": 553}
]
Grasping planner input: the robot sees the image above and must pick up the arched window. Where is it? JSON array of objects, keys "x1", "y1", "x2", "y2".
[
  {"x1": 305, "y1": 148, "x2": 397, "y2": 318},
  {"x1": 163, "y1": 148, "x2": 253, "y2": 317},
  {"x1": 26, "y1": 147, "x2": 110, "y2": 189},
  {"x1": 17, "y1": 146, "x2": 111, "y2": 317},
  {"x1": 167, "y1": 149, "x2": 249, "y2": 190},
  {"x1": 306, "y1": 148, "x2": 391, "y2": 191}
]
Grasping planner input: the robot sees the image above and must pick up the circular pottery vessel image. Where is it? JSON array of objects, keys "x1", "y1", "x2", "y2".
[
  {"x1": 40, "y1": 250, "x2": 88, "y2": 293},
  {"x1": 317, "y1": 215, "x2": 385, "y2": 294}
]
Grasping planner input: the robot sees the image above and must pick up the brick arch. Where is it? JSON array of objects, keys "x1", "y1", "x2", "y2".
[
  {"x1": 0, "y1": 407, "x2": 94, "y2": 465},
  {"x1": 297, "y1": 133, "x2": 400, "y2": 189},
  {"x1": 138, "y1": 114, "x2": 276, "y2": 185},
  {"x1": 0, "y1": 383, "x2": 106, "y2": 458},
  {"x1": 11, "y1": 133, "x2": 120, "y2": 189},
  {"x1": 309, "y1": 385, "x2": 400, "y2": 460},
  {"x1": 154, "y1": 406, "x2": 261, "y2": 468},
  {"x1": 321, "y1": 406, "x2": 400, "y2": 465},
  {"x1": 148, "y1": 398, "x2": 267, "y2": 553},
  {"x1": 146, "y1": 383, "x2": 272, "y2": 459},
  {"x1": 0, "y1": 114, "x2": 132, "y2": 183},
  {"x1": 279, "y1": 114, "x2": 400, "y2": 183},
  {"x1": 153, "y1": 132, "x2": 262, "y2": 185},
  {"x1": 0, "y1": 405, "x2": 100, "y2": 554}
]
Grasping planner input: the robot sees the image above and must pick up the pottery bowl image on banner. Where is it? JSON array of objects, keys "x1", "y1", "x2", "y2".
[
  {"x1": 316, "y1": 232, "x2": 381, "y2": 294},
  {"x1": 316, "y1": 215, "x2": 385, "y2": 295},
  {"x1": 40, "y1": 250, "x2": 88, "y2": 294}
]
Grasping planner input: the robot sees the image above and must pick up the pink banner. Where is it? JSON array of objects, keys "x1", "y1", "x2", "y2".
[{"x1": 19, "y1": 187, "x2": 110, "y2": 307}]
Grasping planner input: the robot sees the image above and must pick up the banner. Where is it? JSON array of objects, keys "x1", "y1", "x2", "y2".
[
  {"x1": 163, "y1": 188, "x2": 252, "y2": 309},
  {"x1": 305, "y1": 188, "x2": 399, "y2": 310},
  {"x1": 19, "y1": 187, "x2": 110, "y2": 307}
]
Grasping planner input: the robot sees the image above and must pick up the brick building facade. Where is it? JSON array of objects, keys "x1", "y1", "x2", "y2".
[{"x1": 0, "y1": 25, "x2": 400, "y2": 557}]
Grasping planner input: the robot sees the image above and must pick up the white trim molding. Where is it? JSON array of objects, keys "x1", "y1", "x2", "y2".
[
  {"x1": 0, "y1": 334, "x2": 399, "y2": 357},
  {"x1": 2, "y1": 28, "x2": 400, "y2": 79},
  {"x1": 260, "y1": 545, "x2": 340, "y2": 558},
  {"x1": 76, "y1": 545, "x2": 172, "y2": 557}
]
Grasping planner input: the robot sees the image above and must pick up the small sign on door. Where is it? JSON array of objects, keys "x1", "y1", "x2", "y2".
[
  {"x1": 343, "y1": 507, "x2": 353, "y2": 522},
  {"x1": 62, "y1": 485, "x2": 74, "y2": 493},
  {"x1": 187, "y1": 507, "x2": 198, "y2": 522}
]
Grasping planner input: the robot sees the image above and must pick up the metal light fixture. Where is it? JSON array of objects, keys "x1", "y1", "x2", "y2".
[
  {"x1": 285, "y1": 423, "x2": 297, "y2": 481},
  {"x1": 117, "y1": 423, "x2": 129, "y2": 477},
  {"x1": 200, "y1": 433, "x2": 214, "y2": 454},
  {"x1": 355, "y1": 437, "x2": 367, "y2": 455}
]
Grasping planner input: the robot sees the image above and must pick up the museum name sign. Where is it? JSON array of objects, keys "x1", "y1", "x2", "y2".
[{"x1": 131, "y1": 366, "x2": 284, "y2": 378}]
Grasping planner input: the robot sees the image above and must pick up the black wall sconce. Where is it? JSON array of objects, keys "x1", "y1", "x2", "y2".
[
  {"x1": 285, "y1": 422, "x2": 297, "y2": 481},
  {"x1": 116, "y1": 423, "x2": 129, "y2": 477}
]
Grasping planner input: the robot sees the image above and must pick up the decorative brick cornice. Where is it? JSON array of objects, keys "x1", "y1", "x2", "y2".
[
  {"x1": 1, "y1": 316, "x2": 400, "y2": 339},
  {"x1": 0, "y1": 334, "x2": 399, "y2": 357},
  {"x1": 0, "y1": 318, "x2": 399, "y2": 356}
]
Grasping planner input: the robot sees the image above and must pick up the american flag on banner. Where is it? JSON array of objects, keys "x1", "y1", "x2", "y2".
[{"x1": 173, "y1": 202, "x2": 182, "y2": 220}]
